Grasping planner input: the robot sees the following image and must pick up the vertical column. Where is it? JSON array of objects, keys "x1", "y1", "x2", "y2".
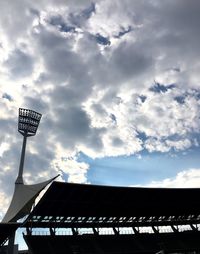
[
  {"x1": 7, "y1": 232, "x2": 16, "y2": 254},
  {"x1": 15, "y1": 135, "x2": 27, "y2": 184}
]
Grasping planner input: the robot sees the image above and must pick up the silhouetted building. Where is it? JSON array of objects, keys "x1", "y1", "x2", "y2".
[
  {"x1": 1, "y1": 180, "x2": 200, "y2": 253},
  {"x1": 23, "y1": 182, "x2": 200, "y2": 253}
]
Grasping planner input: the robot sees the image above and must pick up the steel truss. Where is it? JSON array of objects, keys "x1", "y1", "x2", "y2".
[{"x1": 24, "y1": 214, "x2": 200, "y2": 235}]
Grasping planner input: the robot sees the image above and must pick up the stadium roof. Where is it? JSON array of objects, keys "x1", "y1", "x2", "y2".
[{"x1": 24, "y1": 181, "x2": 200, "y2": 228}]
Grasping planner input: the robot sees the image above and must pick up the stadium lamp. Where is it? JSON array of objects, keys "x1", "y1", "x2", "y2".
[
  {"x1": 16, "y1": 108, "x2": 42, "y2": 184},
  {"x1": 18, "y1": 108, "x2": 42, "y2": 137}
]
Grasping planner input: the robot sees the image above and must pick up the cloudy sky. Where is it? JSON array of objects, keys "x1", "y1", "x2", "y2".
[{"x1": 1, "y1": 0, "x2": 200, "y2": 220}]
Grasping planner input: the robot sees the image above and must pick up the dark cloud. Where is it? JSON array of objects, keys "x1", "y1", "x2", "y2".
[
  {"x1": 91, "y1": 103, "x2": 106, "y2": 116},
  {"x1": 0, "y1": 118, "x2": 16, "y2": 138},
  {"x1": 25, "y1": 149, "x2": 56, "y2": 180},
  {"x1": 112, "y1": 137, "x2": 123, "y2": 147},
  {"x1": 34, "y1": 26, "x2": 92, "y2": 90},
  {"x1": 47, "y1": 105, "x2": 104, "y2": 153},
  {"x1": 4, "y1": 49, "x2": 34, "y2": 79},
  {"x1": 109, "y1": 41, "x2": 153, "y2": 83},
  {"x1": 57, "y1": 106, "x2": 91, "y2": 140},
  {"x1": 68, "y1": 2, "x2": 96, "y2": 27},
  {"x1": 0, "y1": 139, "x2": 21, "y2": 195},
  {"x1": 81, "y1": 2, "x2": 96, "y2": 19},
  {"x1": 23, "y1": 95, "x2": 49, "y2": 114},
  {"x1": 29, "y1": 8, "x2": 40, "y2": 17}
]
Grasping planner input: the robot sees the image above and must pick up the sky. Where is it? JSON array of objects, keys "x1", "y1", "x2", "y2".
[{"x1": 1, "y1": 0, "x2": 200, "y2": 224}]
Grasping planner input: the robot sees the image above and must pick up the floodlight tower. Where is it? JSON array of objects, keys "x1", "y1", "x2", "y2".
[
  {"x1": 2, "y1": 108, "x2": 58, "y2": 224},
  {"x1": 16, "y1": 108, "x2": 42, "y2": 184},
  {"x1": 2, "y1": 108, "x2": 58, "y2": 254}
]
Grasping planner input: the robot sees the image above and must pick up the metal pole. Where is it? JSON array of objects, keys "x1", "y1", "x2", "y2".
[{"x1": 15, "y1": 135, "x2": 27, "y2": 184}]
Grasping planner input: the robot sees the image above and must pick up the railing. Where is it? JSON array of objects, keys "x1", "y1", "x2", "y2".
[{"x1": 23, "y1": 224, "x2": 200, "y2": 236}]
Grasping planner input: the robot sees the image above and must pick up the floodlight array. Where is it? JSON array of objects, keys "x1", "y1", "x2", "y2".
[{"x1": 18, "y1": 108, "x2": 42, "y2": 136}]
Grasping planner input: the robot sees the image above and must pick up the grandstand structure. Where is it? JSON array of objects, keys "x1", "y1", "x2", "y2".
[
  {"x1": 0, "y1": 108, "x2": 200, "y2": 253},
  {"x1": 1, "y1": 181, "x2": 200, "y2": 253},
  {"x1": 23, "y1": 181, "x2": 200, "y2": 253}
]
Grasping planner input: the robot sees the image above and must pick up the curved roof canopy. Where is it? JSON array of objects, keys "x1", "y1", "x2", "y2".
[{"x1": 2, "y1": 176, "x2": 59, "y2": 223}]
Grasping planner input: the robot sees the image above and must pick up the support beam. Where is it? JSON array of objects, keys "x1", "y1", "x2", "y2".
[
  {"x1": 26, "y1": 227, "x2": 32, "y2": 236},
  {"x1": 171, "y1": 225, "x2": 179, "y2": 233},
  {"x1": 113, "y1": 227, "x2": 119, "y2": 235},
  {"x1": 92, "y1": 228, "x2": 99, "y2": 235},
  {"x1": 190, "y1": 224, "x2": 198, "y2": 231},
  {"x1": 152, "y1": 226, "x2": 159, "y2": 233},
  {"x1": 50, "y1": 228, "x2": 55, "y2": 236},
  {"x1": 132, "y1": 227, "x2": 139, "y2": 234},
  {"x1": 72, "y1": 228, "x2": 78, "y2": 235}
]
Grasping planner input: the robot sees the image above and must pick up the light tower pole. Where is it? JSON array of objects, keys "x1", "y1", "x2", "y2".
[{"x1": 15, "y1": 108, "x2": 42, "y2": 184}]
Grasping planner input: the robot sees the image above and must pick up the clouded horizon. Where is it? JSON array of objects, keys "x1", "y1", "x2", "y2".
[{"x1": 1, "y1": 0, "x2": 200, "y2": 219}]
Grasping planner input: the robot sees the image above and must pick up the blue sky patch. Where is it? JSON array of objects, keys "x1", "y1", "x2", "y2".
[
  {"x1": 114, "y1": 26, "x2": 132, "y2": 38},
  {"x1": 48, "y1": 15, "x2": 76, "y2": 33},
  {"x1": 150, "y1": 82, "x2": 176, "y2": 93},
  {"x1": 2, "y1": 93, "x2": 13, "y2": 101},
  {"x1": 94, "y1": 33, "x2": 111, "y2": 45}
]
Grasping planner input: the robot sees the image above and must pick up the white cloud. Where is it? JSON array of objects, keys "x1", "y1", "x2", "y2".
[
  {"x1": 87, "y1": 0, "x2": 136, "y2": 37},
  {"x1": 0, "y1": 190, "x2": 10, "y2": 220},
  {"x1": 0, "y1": 142, "x2": 10, "y2": 157},
  {"x1": 53, "y1": 155, "x2": 90, "y2": 184},
  {"x1": 146, "y1": 169, "x2": 200, "y2": 188}
]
